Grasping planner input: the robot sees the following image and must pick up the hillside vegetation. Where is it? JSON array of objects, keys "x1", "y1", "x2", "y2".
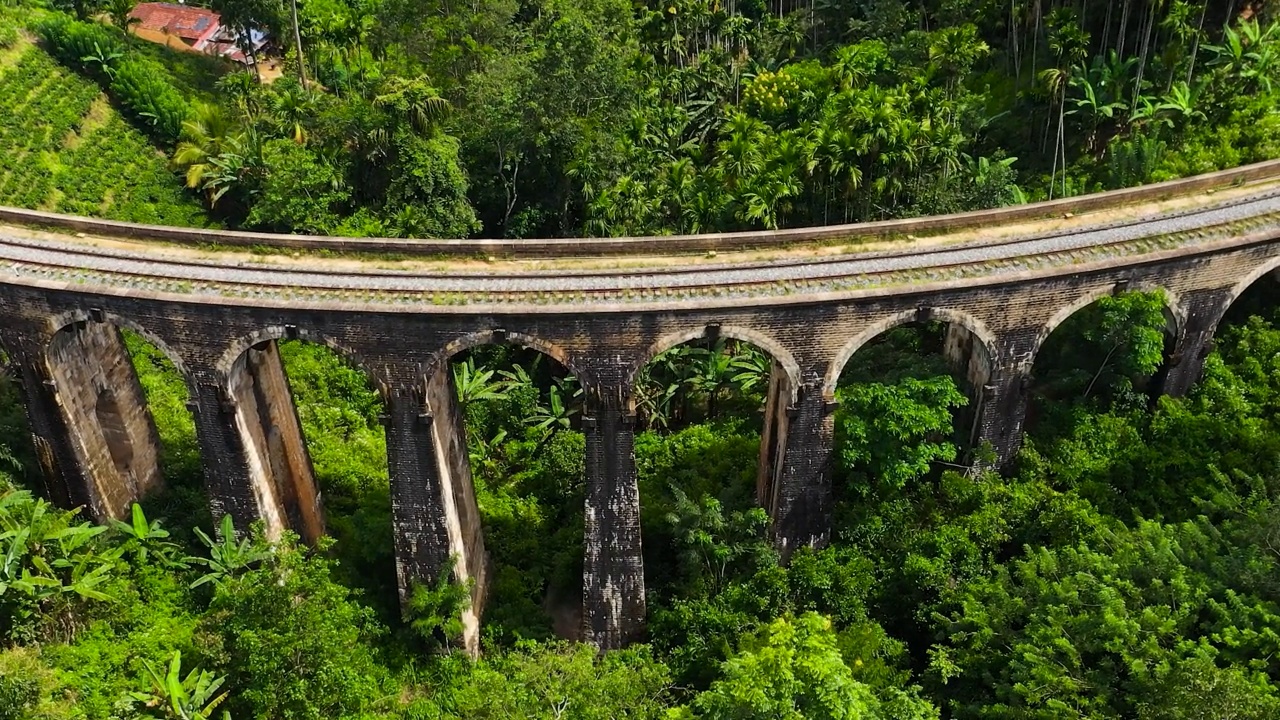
[
  {"x1": 0, "y1": 24, "x2": 211, "y2": 225},
  {"x1": 0, "y1": 1, "x2": 1278, "y2": 719},
  {"x1": 8, "y1": 0, "x2": 1279, "y2": 238}
]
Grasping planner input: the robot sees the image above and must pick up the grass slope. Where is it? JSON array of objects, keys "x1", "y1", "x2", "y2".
[{"x1": 0, "y1": 34, "x2": 213, "y2": 226}]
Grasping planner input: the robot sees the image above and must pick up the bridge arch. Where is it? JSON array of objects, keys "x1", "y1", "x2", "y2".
[
  {"x1": 628, "y1": 324, "x2": 801, "y2": 406},
  {"x1": 821, "y1": 308, "x2": 997, "y2": 401},
  {"x1": 425, "y1": 329, "x2": 585, "y2": 385},
  {"x1": 48, "y1": 310, "x2": 192, "y2": 387},
  {"x1": 1030, "y1": 285, "x2": 1184, "y2": 374},
  {"x1": 1216, "y1": 255, "x2": 1280, "y2": 323},
  {"x1": 43, "y1": 311, "x2": 184, "y2": 521},
  {"x1": 216, "y1": 326, "x2": 387, "y2": 394}
]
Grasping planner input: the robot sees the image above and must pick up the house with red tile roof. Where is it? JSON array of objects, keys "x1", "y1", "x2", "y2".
[
  {"x1": 128, "y1": 2, "x2": 270, "y2": 66},
  {"x1": 129, "y1": 2, "x2": 222, "y2": 52}
]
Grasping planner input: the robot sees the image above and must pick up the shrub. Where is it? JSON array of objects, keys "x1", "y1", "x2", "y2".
[
  {"x1": 109, "y1": 57, "x2": 189, "y2": 144},
  {"x1": 35, "y1": 15, "x2": 188, "y2": 144}
]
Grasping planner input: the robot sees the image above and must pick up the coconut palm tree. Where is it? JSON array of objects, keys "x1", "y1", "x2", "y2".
[{"x1": 172, "y1": 102, "x2": 240, "y2": 197}]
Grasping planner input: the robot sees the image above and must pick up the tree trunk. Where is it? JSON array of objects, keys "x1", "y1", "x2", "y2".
[{"x1": 1186, "y1": 0, "x2": 1208, "y2": 84}]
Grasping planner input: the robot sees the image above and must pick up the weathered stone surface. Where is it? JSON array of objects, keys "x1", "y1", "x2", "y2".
[
  {"x1": 226, "y1": 339, "x2": 324, "y2": 543},
  {"x1": 3, "y1": 187, "x2": 1279, "y2": 652},
  {"x1": 44, "y1": 320, "x2": 162, "y2": 520}
]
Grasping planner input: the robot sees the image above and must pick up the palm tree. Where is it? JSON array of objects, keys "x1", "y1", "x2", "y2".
[
  {"x1": 372, "y1": 76, "x2": 451, "y2": 136},
  {"x1": 172, "y1": 102, "x2": 240, "y2": 198},
  {"x1": 269, "y1": 81, "x2": 313, "y2": 144}
]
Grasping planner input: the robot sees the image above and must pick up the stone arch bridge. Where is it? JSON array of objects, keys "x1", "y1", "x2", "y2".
[{"x1": 3, "y1": 161, "x2": 1280, "y2": 653}]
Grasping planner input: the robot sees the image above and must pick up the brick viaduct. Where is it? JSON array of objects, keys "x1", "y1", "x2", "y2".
[{"x1": 2, "y1": 161, "x2": 1280, "y2": 654}]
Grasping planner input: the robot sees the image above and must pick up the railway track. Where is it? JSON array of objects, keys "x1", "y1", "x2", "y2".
[{"x1": 1, "y1": 185, "x2": 1279, "y2": 310}]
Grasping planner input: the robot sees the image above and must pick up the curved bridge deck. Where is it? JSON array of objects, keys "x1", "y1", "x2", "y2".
[
  {"x1": 1, "y1": 170, "x2": 1278, "y2": 311},
  {"x1": 4, "y1": 160, "x2": 1280, "y2": 654}
]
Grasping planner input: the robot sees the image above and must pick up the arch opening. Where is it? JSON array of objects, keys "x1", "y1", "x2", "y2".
[
  {"x1": 1220, "y1": 265, "x2": 1280, "y2": 332},
  {"x1": 118, "y1": 329, "x2": 210, "y2": 542},
  {"x1": 630, "y1": 330, "x2": 786, "y2": 615},
  {"x1": 1025, "y1": 289, "x2": 1178, "y2": 439},
  {"x1": 0, "y1": 350, "x2": 46, "y2": 498},
  {"x1": 439, "y1": 342, "x2": 587, "y2": 646},
  {"x1": 229, "y1": 336, "x2": 398, "y2": 620},
  {"x1": 827, "y1": 315, "x2": 993, "y2": 536}
]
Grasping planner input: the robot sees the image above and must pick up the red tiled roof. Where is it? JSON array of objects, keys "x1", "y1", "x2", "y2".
[{"x1": 129, "y1": 2, "x2": 221, "y2": 43}]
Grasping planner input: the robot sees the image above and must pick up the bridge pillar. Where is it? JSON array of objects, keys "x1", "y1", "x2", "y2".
[
  {"x1": 14, "y1": 346, "x2": 85, "y2": 509},
  {"x1": 41, "y1": 321, "x2": 163, "y2": 521},
  {"x1": 1160, "y1": 290, "x2": 1230, "y2": 398},
  {"x1": 759, "y1": 370, "x2": 831, "y2": 555},
  {"x1": 973, "y1": 367, "x2": 1031, "y2": 466},
  {"x1": 385, "y1": 363, "x2": 486, "y2": 657},
  {"x1": 582, "y1": 382, "x2": 645, "y2": 649},
  {"x1": 220, "y1": 340, "x2": 324, "y2": 543}
]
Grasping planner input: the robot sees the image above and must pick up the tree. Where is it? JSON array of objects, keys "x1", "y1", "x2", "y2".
[
  {"x1": 106, "y1": 0, "x2": 141, "y2": 41},
  {"x1": 172, "y1": 103, "x2": 244, "y2": 203},
  {"x1": 684, "y1": 613, "x2": 936, "y2": 720},
  {"x1": 834, "y1": 376, "x2": 967, "y2": 492},
  {"x1": 202, "y1": 533, "x2": 385, "y2": 719},
  {"x1": 442, "y1": 643, "x2": 672, "y2": 720},
  {"x1": 245, "y1": 139, "x2": 348, "y2": 233},
  {"x1": 404, "y1": 555, "x2": 471, "y2": 652}
]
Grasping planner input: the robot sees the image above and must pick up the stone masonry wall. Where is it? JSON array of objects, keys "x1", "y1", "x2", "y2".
[
  {"x1": 226, "y1": 340, "x2": 324, "y2": 543},
  {"x1": 44, "y1": 320, "x2": 162, "y2": 521}
]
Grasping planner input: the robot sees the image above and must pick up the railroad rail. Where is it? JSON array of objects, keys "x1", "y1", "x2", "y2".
[{"x1": 0, "y1": 171, "x2": 1279, "y2": 311}]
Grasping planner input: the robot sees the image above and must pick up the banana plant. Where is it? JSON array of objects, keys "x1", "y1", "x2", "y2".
[
  {"x1": 129, "y1": 650, "x2": 231, "y2": 720},
  {"x1": 527, "y1": 376, "x2": 583, "y2": 433},
  {"x1": 186, "y1": 516, "x2": 268, "y2": 590},
  {"x1": 453, "y1": 357, "x2": 509, "y2": 410},
  {"x1": 110, "y1": 504, "x2": 185, "y2": 568}
]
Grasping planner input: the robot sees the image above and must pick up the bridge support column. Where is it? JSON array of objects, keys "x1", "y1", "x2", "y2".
[
  {"x1": 15, "y1": 349, "x2": 85, "y2": 509},
  {"x1": 759, "y1": 373, "x2": 831, "y2": 554},
  {"x1": 582, "y1": 392, "x2": 645, "y2": 649},
  {"x1": 973, "y1": 369, "x2": 1030, "y2": 466},
  {"x1": 42, "y1": 321, "x2": 163, "y2": 521},
  {"x1": 221, "y1": 340, "x2": 324, "y2": 542},
  {"x1": 1160, "y1": 291, "x2": 1228, "y2": 398},
  {"x1": 386, "y1": 363, "x2": 486, "y2": 657}
]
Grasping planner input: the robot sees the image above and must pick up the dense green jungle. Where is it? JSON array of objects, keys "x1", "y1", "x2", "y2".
[{"x1": 0, "y1": 0, "x2": 1280, "y2": 717}]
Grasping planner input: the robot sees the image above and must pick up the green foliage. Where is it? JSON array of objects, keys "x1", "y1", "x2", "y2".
[
  {"x1": 246, "y1": 139, "x2": 349, "y2": 233},
  {"x1": 38, "y1": 16, "x2": 190, "y2": 144},
  {"x1": 405, "y1": 556, "x2": 472, "y2": 652},
  {"x1": 109, "y1": 504, "x2": 185, "y2": 569},
  {"x1": 1031, "y1": 291, "x2": 1172, "y2": 431},
  {"x1": 437, "y1": 642, "x2": 672, "y2": 719},
  {"x1": 682, "y1": 613, "x2": 937, "y2": 720},
  {"x1": 186, "y1": 516, "x2": 267, "y2": 590},
  {"x1": 834, "y1": 377, "x2": 968, "y2": 493},
  {"x1": 274, "y1": 340, "x2": 396, "y2": 618},
  {"x1": 127, "y1": 650, "x2": 231, "y2": 720},
  {"x1": 202, "y1": 532, "x2": 387, "y2": 719},
  {"x1": 935, "y1": 518, "x2": 1280, "y2": 718},
  {"x1": 0, "y1": 485, "x2": 115, "y2": 644},
  {"x1": 0, "y1": 35, "x2": 209, "y2": 224},
  {"x1": 0, "y1": 647, "x2": 73, "y2": 720}
]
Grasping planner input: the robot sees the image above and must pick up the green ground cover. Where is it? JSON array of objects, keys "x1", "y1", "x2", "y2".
[{"x1": 0, "y1": 34, "x2": 211, "y2": 225}]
